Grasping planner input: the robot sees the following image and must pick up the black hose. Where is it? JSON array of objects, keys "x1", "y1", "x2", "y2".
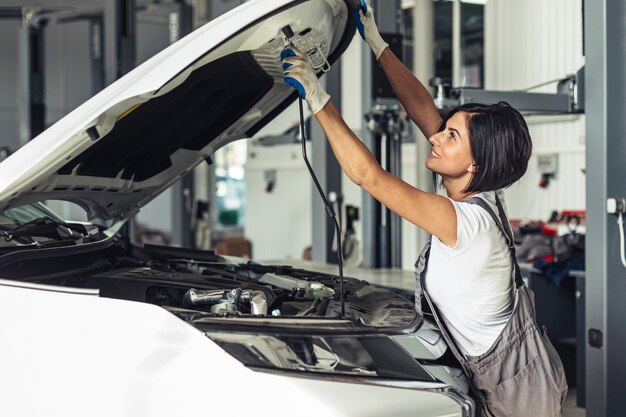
[
  {"x1": 300, "y1": 297, "x2": 321, "y2": 316},
  {"x1": 315, "y1": 297, "x2": 330, "y2": 316},
  {"x1": 298, "y1": 98, "x2": 346, "y2": 317}
]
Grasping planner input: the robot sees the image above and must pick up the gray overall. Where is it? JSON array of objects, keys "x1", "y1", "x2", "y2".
[{"x1": 414, "y1": 194, "x2": 568, "y2": 417}]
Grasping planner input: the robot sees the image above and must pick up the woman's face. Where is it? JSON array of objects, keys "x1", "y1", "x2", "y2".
[{"x1": 425, "y1": 111, "x2": 476, "y2": 179}]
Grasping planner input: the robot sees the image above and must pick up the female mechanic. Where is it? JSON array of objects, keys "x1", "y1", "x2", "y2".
[{"x1": 280, "y1": 2, "x2": 567, "y2": 416}]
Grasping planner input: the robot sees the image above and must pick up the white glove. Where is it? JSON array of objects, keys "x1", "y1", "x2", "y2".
[
  {"x1": 281, "y1": 47, "x2": 331, "y2": 114},
  {"x1": 353, "y1": 0, "x2": 389, "y2": 60}
]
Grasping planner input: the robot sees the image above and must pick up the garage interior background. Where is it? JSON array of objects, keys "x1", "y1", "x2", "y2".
[
  {"x1": 0, "y1": 0, "x2": 584, "y2": 267},
  {"x1": 0, "y1": 0, "x2": 600, "y2": 414}
]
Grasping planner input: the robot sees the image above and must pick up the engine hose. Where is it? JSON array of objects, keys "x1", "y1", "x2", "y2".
[
  {"x1": 299, "y1": 297, "x2": 321, "y2": 316},
  {"x1": 315, "y1": 298, "x2": 330, "y2": 316}
]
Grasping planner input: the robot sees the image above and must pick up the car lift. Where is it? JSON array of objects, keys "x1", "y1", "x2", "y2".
[{"x1": 430, "y1": 66, "x2": 585, "y2": 116}]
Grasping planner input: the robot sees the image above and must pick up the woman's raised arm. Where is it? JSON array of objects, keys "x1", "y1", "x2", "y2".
[
  {"x1": 355, "y1": 1, "x2": 442, "y2": 139},
  {"x1": 314, "y1": 102, "x2": 457, "y2": 246},
  {"x1": 377, "y1": 48, "x2": 442, "y2": 140}
]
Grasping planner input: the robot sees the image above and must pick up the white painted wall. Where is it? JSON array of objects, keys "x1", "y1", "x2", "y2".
[
  {"x1": 245, "y1": 140, "x2": 313, "y2": 261},
  {"x1": 485, "y1": 0, "x2": 585, "y2": 219},
  {"x1": 243, "y1": 96, "x2": 313, "y2": 261},
  {"x1": 339, "y1": 37, "x2": 367, "y2": 265}
]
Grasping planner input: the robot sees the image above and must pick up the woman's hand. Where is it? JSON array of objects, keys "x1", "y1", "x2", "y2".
[
  {"x1": 280, "y1": 47, "x2": 331, "y2": 114},
  {"x1": 352, "y1": 0, "x2": 389, "y2": 60}
]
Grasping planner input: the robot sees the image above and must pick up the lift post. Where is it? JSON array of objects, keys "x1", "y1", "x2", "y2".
[
  {"x1": 360, "y1": 0, "x2": 404, "y2": 269},
  {"x1": 364, "y1": 104, "x2": 407, "y2": 268},
  {"x1": 584, "y1": 0, "x2": 626, "y2": 415}
]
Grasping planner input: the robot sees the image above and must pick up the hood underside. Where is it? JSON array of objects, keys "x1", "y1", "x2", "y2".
[{"x1": 0, "y1": 0, "x2": 357, "y2": 223}]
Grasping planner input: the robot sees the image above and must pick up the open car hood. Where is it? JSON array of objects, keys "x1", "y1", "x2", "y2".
[{"x1": 0, "y1": 0, "x2": 357, "y2": 224}]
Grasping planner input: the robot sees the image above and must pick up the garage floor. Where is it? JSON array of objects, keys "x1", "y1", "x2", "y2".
[{"x1": 564, "y1": 389, "x2": 585, "y2": 417}]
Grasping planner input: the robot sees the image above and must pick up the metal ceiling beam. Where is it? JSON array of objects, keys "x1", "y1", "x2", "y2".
[{"x1": 0, "y1": 7, "x2": 22, "y2": 19}]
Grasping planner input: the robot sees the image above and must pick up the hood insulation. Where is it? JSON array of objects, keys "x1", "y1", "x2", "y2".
[{"x1": 59, "y1": 52, "x2": 273, "y2": 182}]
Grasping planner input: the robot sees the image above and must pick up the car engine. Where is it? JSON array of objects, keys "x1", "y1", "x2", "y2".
[{"x1": 0, "y1": 241, "x2": 417, "y2": 329}]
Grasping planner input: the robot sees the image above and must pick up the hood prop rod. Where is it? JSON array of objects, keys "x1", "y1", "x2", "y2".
[
  {"x1": 297, "y1": 97, "x2": 346, "y2": 318},
  {"x1": 282, "y1": 24, "x2": 345, "y2": 318}
]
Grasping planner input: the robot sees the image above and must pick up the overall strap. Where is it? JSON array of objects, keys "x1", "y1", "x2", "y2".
[
  {"x1": 466, "y1": 192, "x2": 525, "y2": 288},
  {"x1": 417, "y1": 237, "x2": 475, "y2": 378}
]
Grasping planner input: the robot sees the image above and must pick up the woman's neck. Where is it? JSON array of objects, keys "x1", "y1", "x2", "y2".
[{"x1": 443, "y1": 177, "x2": 477, "y2": 201}]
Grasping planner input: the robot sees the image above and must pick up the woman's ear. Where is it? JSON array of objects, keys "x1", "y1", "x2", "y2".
[{"x1": 469, "y1": 163, "x2": 478, "y2": 173}]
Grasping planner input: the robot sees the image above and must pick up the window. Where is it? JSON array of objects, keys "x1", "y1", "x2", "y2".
[{"x1": 214, "y1": 140, "x2": 247, "y2": 228}]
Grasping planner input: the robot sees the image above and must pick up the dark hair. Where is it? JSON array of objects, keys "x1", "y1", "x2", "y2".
[{"x1": 436, "y1": 101, "x2": 532, "y2": 192}]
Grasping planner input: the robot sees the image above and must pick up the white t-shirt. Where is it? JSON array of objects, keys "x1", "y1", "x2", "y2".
[{"x1": 425, "y1": 190, "x2": 514, "y2": 357}]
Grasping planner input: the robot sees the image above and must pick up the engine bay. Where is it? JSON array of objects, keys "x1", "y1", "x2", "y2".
[{"x1": 2, "y1": 240, "x2": 417, "y2": 330}]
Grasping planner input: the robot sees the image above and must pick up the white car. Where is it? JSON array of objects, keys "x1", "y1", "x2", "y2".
[{"x1": 0, "y1": 1, "x2": 473, "y2": 416}]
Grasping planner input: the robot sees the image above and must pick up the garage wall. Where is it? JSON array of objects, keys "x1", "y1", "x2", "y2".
[
  {"x1": 0, "y1": 1, "x2": 105, "y2": 221},
  {"x1": 0, "y1": 20, "x2": 21, "y2": 151},
  {"x1": 1, "y1": 1, "x2": 586, "y2": 261},
  {"x1": 245, "y1": 140, "x2": 313, "y2": 262},
  {"x1": 44, "y1": 21, "x2": 94, "y2": 129},
  {"x1": 485, "y1": 0, "x2": 586, "y2": 220}
]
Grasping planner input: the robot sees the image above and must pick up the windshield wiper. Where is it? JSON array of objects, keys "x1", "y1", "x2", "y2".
[{"x1": 0, "y1": 217, "x2": 88, "y2": 242}]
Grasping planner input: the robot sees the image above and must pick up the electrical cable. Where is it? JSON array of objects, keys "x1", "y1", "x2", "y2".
[
  {"x1": 618, "y1": 212, "x2": 626, "y2": 268},
  {"x1": 298, "y1": 97, "x2": 346, "y2": 317}
]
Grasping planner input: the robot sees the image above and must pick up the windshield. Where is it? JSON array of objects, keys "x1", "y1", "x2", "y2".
[
  {"x1": 0, "y1": 203, "x2": 64, "y2": 228},
  {"x1": 0, "y1": 203, "x2": 103, "y2": 248}
]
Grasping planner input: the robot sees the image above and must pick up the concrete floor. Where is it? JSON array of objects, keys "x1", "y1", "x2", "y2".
[{"x1": 564, "y1": 389, "x2": 585, "y2": 417}]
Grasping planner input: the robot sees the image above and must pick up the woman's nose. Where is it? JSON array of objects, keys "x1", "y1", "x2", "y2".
[{"x1": 428, "y1": 133, "x2": 440, "y2": 146}]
